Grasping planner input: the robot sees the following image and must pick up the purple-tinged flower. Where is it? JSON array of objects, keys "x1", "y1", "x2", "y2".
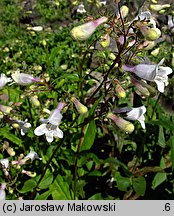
[
  {"x1": 34, "y1": 102, "x2": 65, "y2": 143},
  {"x1": 0, "y1": 104, "x2": 12, "y2": 114},
  {"x1": 113, "y1": 79, "x2": 126, "y2": 98},
  {"x1": 136, "y1": 22, "x2": 161, "y2": 41},
  {"x1": 12, "y1": 151, "x2": 41, "y2": 166},
  {"x1": 22, "y1": 170, "x2": 36, "y2": 177},
  {"x1": 11, "y1": 70, "x2": 40, "y2": 85},
  {"x1": 114, "y1": 106, "x2": 146, "y2": 129},
  {"x1": 0, "y1": 74, "x2": 12, "y2": 89},
  {"x1": 3, "y1": 142, "x2": 15, "y2": 156},
  {"x1": 131, "y1": 76, "x2": 156, "y2": 97},
  {"x1": 107, "y1": 112, "x2": 134, "y2": 134},
  {"x1": 71, "y1": 97, "x2": 88, "y2": 115},
  {"x1": 71, "y1": 16, "x2": 108, "y2": 40},
  {"x1": 122, "y1": 58, "x2": 173, "y2": 93},
  {"x1": 0, "y1": 183, "x2": 6, "y2": 200}
]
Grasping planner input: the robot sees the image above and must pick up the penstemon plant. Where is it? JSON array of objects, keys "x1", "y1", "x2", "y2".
[{"x1": 0, "y1": 0, "x2": 173, "y2": 200}]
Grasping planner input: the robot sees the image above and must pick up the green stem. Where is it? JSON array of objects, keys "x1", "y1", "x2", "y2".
[{"x1": 73, "y1": 124, "x2": 85, "y2": 199}]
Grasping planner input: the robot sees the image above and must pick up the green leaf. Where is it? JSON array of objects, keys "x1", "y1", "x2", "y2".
[
  {"x1": 50, "y1": 175, "x2": 72, "y2": 200},
  {"x1": 148, "y1": 120, "x2": 174, "y2": 132},
  {"x1": 152, "y1": 172, "x2": 167, "y2": 190},
  {"x1": 158, "y1": 126, "x2": 165, "y2": 148},
  {"x1": 39, "y1": 173, "x2": 53, "y2": 190},
  {"x1": 88, "y1": 193, "x2": 104, "y2": 200},
  {"x1": 19, "y1": 179, "x2": 37, "y2": 193},
  {"x1": 88, "y1": 170, "x2": 102, "y2": 177},
  {"x1": 88, "y1": 96, "x2": 103, "y2": 116},
  {"x1": 80, "y1": 120, "x2": 96, "y2": 152},
  {"x1": 35, "y1": 190, "x2": 51, "y2": 200},
  {"x1": 169, "y1": 136, "x2": 174, "y2": 170},
  {"x1": 132, "y1": 176, "x2": 146, "y2": 196},
  {"x1": 115, "y1": 172, "x2": 131, "y2": 192},
  {"x1": 0, "y1": 127, "x2": 22, "y2": 146}
]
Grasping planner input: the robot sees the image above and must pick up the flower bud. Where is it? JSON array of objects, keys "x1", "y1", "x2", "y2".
[
  {"x1": 3, "y1": 142, "x2": 15, "y2": 156},
  {"x1": 120, "y1": 5, "x2": 129, "y2": 18},
  {"x1": 150, "y1": 4, "x2": 170, "y2": 11},
  {"x1": 71, "y1": 97, "x2": 88, "y2": 115},
  {"x1": 71, "y1": 17, "x2": 108, "y2": 40},
  {"x1": 0, "y1": 105, "x2": 12, "y2": 114},
  {"x1": 30, "y1": 95, "x2": 40, "y2": 107},
  {"x1": 139, "y1": 25, "x2": 161, "y2": 41},
  {"x1": 172, "y1": 52, "x2": 174, "y2": 68},
  {"x1": 107, "y1": 112, "x2": 134, "y2": 134},
  {"x1": 113, "y1": 80, "x2": 126, "y2": 98},
  {"x1": 138, "y1": 40, "x2": 156, "y2": 50},
  {"x1": 27, "y1": 26, "x2": 43, "y2": 32},
  {"x1": 131, "y1": 76, "x2": 156, "y2": 97},
  {"x1": 22, "y1": 170, "x2": 36, "y2": 177},
  {"x1": 100, "y1": 33, "x2": 110, "y2": 47},
  {"x1": 151, "y1": 47, "x2": 160, "y2": 56}
]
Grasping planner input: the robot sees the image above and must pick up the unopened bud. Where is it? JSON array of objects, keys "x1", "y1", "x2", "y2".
[
  {"x1": 137, "y1": 40, "x2": 156, "y2": 50},
  {"x1": 71, "y1": 97, "x2": 88, "y2": 115},
  {"x1": 71, "y1": 17, "x2": 108, "y2": 40},
  {"x1": 100, "y1": 33, "x2": 110, "y2": 47},
  {"x1": 7, "y1": 147, "x2": 15, "y2": 156},
  {"x1": 108, "y1": 53, "x2": 116, "y2": 60},
  {"x1": 114, "y1": 80, "x2": 126, "y2": 98},
  {"x1": 0, "y1": 105, "x2": 12, "y2": 114},
  {"x1": 131, "y1": 76, "x2": 156, "y2": 97},
  {"x1": 30, "y1": 95, "x2": 40, "y2": 107},
  {"x1": 27, "y1": 26, "x2": 43, "y2": 32},
  {"x1": 150, "y1": 4, "x2": 170, "y2": 11},
  {"x1": 151, "y1": 47, "x2": 160, "y2": 56},
  {"x1": 107, "y1": 112, "x2": 134, "y2": 134},
  {"x1": 22, "y1": 170, "x2": 36, "y2": 177},
  {"x1": 120, "y1": 5, "x2": 129, "y2": 18},
  {"x1": 42, "y1": 40, "x2": 47, "y2": 46},
  {"x1": 139, "y1": 25, "x2": 161, "y2": 41},
  {"x1": 3, "y1": 142, "x2": 15, "y2": 156},
  {"x1": 172, "y1": 52, "x2": 174, "y2": 68}
]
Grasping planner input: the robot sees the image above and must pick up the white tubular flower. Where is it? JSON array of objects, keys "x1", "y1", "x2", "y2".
[
  {"x1": 125, "y1": 106, "x2": 146, "y2": 129},
  {"x1": 77, "y1": 3, "x2": 86, "y2": 14},
  {"x1": 71, "y1": 16, "x2": 108, "y2": 40},
  {"x1": 11, "y1": 70, "x2": 40, "y2": 85},
  {"x1": 0, "y1": 158, "x2": 9, "y2": 169},
  {"x1": 0, "y1": 183, "x2": 6, "y2": 200},
  {"x1": 34, "y1": 102, "x2": 65, "y2": 143},
  {"x1": 0, "y1": 74, "x2": 12, "y2": 89},
  {"x1": 122, "y1": 58, "x2": 173, "y2": 93},
  {"x1": 13, "y1": 119, "x2": 31, "y2": 136},
  {"x1": 133, "y1": 11, "x2": 156, "y2": 27},
  {"x1": 24, "y1": 151, "x2": 42, "y2": 161}
]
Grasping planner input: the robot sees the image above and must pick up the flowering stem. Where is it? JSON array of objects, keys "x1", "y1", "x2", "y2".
[
  {"x1": 29, "y1": 138, "x2": 64, "y2": 199},
  {"x1": 73, "y1": 124, "x2": 85, "y2": 199}
]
